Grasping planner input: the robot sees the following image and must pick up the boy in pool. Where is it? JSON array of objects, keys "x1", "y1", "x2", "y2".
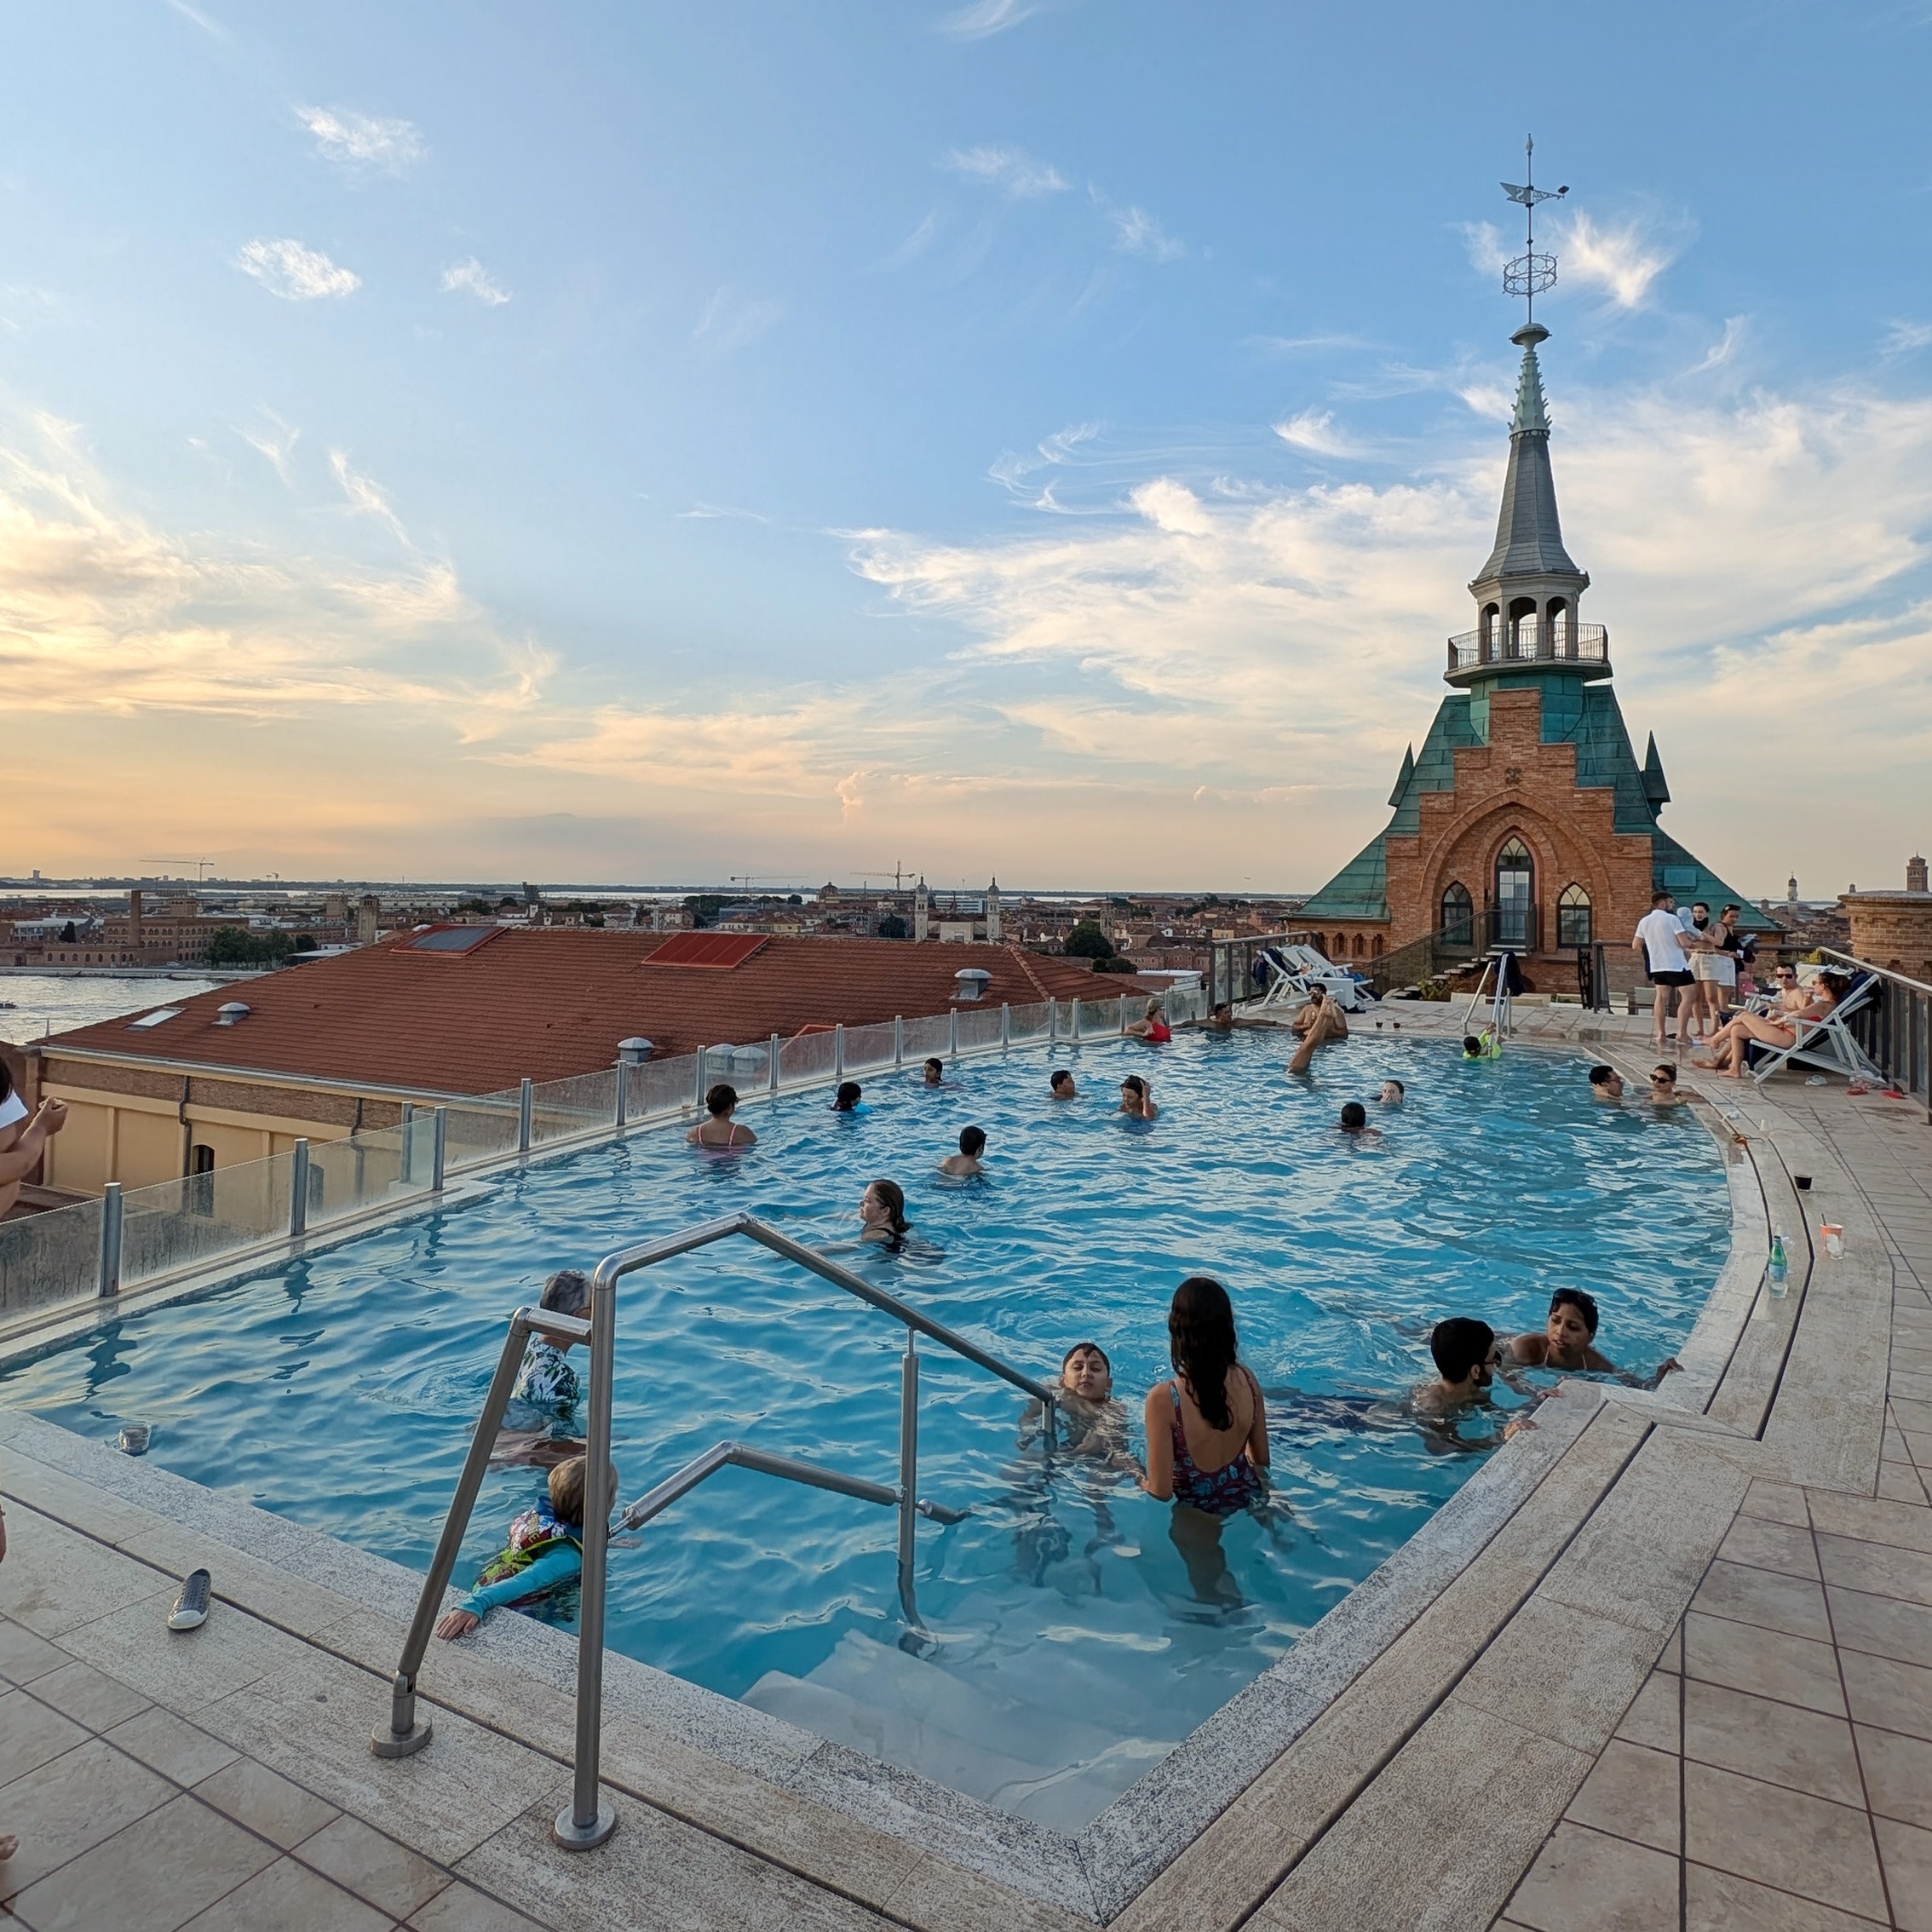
[
  {"x1": 1016, "y1": 1343, "x2": 1136, "y2": 1471},
  {"x1": 1463, "y1": 1029, "x2": 1502, "y2": 1060},
  {"x1": 435, "y1": 1452, "x2": 616, "y2": 1639},
  {"x1": 1496, "y1": 1287, "x2": 1681, "y2": 1389},
  {"x1": 940, "y1": 1125, "x2": 986, "y2": 1177},
  {"x1": 922, "y1": 1058, "x2": 946, "y2": 1087},
  {"x1": 1049, "y1": 1069, "x2": 1078, "y2": 1101},
  {"x1": 1338, "y1": 1101, "x2": 1383, "y2": 1144}
]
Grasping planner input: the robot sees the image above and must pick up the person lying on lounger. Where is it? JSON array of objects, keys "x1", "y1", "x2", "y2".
[{"x1": 1693, "y1": 971, "x2": 1848, "y2": 1079}]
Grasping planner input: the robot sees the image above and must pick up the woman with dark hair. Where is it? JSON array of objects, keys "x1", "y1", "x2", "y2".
[
  {"x1": 832, "y1": 1081, "x2": 865, "y2": 1113},
  {"x1": 1693, "y1": 969, "x2": 1849, "y2": 1078},
  {"x1": 686, "y1": 1083, "x2": 755, "y2": 1148},
  {"x1": 1141, "y1": 1277, "x2": 1268, "y2": 1514},
  {"x1": 1118, "y1": 1074, "x2": 1159, "y2": 1121},
  {"x1": 858, "y1": 1178, "x2": 910, "y2": 1247}
]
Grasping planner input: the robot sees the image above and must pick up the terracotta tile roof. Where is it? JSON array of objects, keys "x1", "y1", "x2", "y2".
[{"x1": 42, "y1": 933, "x2": 1120, "y2": 1096}]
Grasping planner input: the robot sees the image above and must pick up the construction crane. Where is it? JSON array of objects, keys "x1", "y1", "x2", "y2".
[{"x1": 139, "y1": 858, "x2": 216, "y2": 881}]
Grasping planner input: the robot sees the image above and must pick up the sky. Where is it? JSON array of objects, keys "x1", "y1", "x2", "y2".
[{"x1": 3, "y1": 2, "x2": 1931, "y2": 897}]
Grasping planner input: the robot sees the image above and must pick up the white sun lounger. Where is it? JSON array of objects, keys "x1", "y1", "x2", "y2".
[{"x1": 1745, "y1": 970, "x2": 1885, "y2": 1087}]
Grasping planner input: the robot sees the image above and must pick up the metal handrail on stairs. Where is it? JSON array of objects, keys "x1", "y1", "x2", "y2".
[{"x1": 370, "y1": 1211, "x2": 1059, "y2": 1854}]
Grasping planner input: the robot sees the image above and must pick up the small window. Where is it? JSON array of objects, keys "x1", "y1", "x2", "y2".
[
  {"x1": 1557, "y1": 883, "x2": 1593, "y2": 949},
  {"x1": 188, "y1": 1143, "x2": 216, "y2": 1216},
  {"x1": 1351, "y1": 934, "x2": 1365, "y2": 958},
  {"x1": 129, "y1": 1006, "x2": 183, "y2": 1030},
  {"x1": 1440, "y1": 883, "x2": 1473, "y2": 944},
  {"x1": 191, "y1": 1143, "x2": 215, "y2": 1175}
]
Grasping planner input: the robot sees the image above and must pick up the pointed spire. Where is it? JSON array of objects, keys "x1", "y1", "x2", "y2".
[
  {"x1": 1509, "y1": 325, "x2": 1550, "y2": 434},
  {"x1": 1642, "y1": 733, "x2": 1670, "y2": 805},
  {"x1": 1472, "y1": 322, "x2": 1580, "y2": 584},
  {"x1": 1388, "y1": 744, "x2": 1415, "y2": 808}
]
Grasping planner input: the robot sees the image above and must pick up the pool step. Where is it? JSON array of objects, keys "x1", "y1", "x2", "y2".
[{"x1": 742, "y1": 1630, "x2": 1176, "y2": 1829}]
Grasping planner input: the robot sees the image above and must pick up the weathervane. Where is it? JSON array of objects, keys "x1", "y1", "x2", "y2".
[{"x1": 1501, "y1": 135, "x2": 1567, "y2": 327}]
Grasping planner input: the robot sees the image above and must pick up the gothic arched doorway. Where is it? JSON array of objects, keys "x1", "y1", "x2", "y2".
[{"x1": 1494, "y1": 837, "x2": 1535, "y2": 949}]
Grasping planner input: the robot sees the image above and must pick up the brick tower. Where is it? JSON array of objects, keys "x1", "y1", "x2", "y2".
[{"x1": 1300, "y1": 321, "x2": 1770, "y2": 973}]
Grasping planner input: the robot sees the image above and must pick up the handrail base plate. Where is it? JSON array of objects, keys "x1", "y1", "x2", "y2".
[
  {"x1": 553, "y1": 1800, "x2": 618, "y2": 1851},
  {"x1": 371, "y1": 1718, "x2": 434, "y2": 1758}
]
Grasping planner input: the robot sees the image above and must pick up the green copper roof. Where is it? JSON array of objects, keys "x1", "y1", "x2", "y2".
[
  {"x1": 1651, "y1": 831, "x2": 1781, "y2": 932},
  {"x1": 1300, "y1": 831, "x2": 1389, "y2": 922}
]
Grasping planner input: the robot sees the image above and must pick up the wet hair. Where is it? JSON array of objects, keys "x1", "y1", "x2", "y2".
[
  {"x1": 1463, "y1": 1035, "x2": 1483, "y2": 1055},
  {"x1": 1340, "y1": 1101, "x2": 1367, "y2": 1131},
  {"x1": 547, "y1": 1452, "x2": 619, "y2": 1527},
  {"x1": 1049, "y1": 1069, "x2": 1075, "y2": 1092},
  {"x1": 1817, "y1": 970, "x2": 1851, "y2": 1002},
  {"x1": 1168, "y1": 1275, "x2": 1239, "y2": 1431},
  {"x1": 1383, "y1": 1078, "x2": 1405, "y2": 1097},
  {"x1": 1549, "y1": 1286, "x2": 1600, "y2": 1337},
  {"x1": 1145, "y1": 998, "x2": 1164, "y2": 1016},
  {"x1": 1120, "y1": 1074, "x2": 1147, "y2": 1101},
  {"x1": 923, "y1": 1057, "x2": 944, "y2": 1078},
  {"x1": 1430, "y1": 1317, "x2": 1495, "y2": 1383},
  {"x1": 539, "y1": 1268, "x2": 590, "y2": 1319},
  {"x1": 1588, "y1": 1064, "x2": 1617, "y2": 1088},
  {"x1": 1721, "y1": 904, "x2": 1739, "y2": 917},
  {"x1": 834, "y1": 1081, "x2": 863, "y2": 1111},
  {"x1": 865, "y1": 1178, "x2": 909, "y2": 1234},
  {"x1": 958, "y1": 1125, "x2": 986, "y2": 1157},
  {"x1": 1061, "y1": 1339, "x2": 1111, "y2": 1376},
  {"x1": 704, "y1": 1083, "x2": 738, "y2": 1117}
]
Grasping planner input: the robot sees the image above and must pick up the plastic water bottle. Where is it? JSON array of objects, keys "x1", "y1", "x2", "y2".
[{"x1": 1768, "y1": 1234, "x2": 1788, "y2": 1297}]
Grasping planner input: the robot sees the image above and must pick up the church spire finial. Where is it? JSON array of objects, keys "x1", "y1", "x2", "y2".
[{"x1": 1500, "y1": 135, "x2": 1567, "y2": 332}]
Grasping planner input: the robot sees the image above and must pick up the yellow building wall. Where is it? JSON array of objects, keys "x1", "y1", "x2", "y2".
[{"x1": 114, "y1": 1108, "x2": 184, "y2": 1191}]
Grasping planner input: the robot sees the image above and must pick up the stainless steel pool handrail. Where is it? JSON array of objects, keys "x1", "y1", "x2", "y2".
[{"x1": 370, "y1": 1211, "x2": 1057, "y2": 1856}]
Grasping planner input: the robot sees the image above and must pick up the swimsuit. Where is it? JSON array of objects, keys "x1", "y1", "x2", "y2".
[
  {"x1": 1168, "y1": 1383, "x2": 1262, "y2": 1515},
  {"x1": 694, "y1": 1121, "x2": 748, "y2": 1147},
  {"x1": 1147, "y1": 1021, "x2": 1172, "y2": 1043},
  {"x1": 513, "y1": 1338, "x2": 580, "y2": 1411}
]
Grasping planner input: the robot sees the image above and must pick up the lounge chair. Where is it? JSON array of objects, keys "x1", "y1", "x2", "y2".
[
  {"x1": 1251, "y1": 945, "x2": 1377, "y2": 1014},
  {"x1": 1745, "y1": 971, "x2": 1885, "y2": 1087}
]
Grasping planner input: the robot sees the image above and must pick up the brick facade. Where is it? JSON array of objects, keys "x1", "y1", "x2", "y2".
[{"x1": 1842, "y1": 894, "x2": 1932, "y2": 985}]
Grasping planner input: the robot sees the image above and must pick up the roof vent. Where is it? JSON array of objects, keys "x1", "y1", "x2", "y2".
[
  {"x1": 952, "y1": 967, "x2": 992, "y2": 1003},
  {"x1": 618, "y1": 1037, "x2": 653, "y2": 1065},
  {"x1": 215, "y1": 1002, "x2": 251, "y2": 1026}
]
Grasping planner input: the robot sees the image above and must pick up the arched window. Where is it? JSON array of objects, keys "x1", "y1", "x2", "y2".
[
  {"x1": 1351, "y1": 934, "x2": 1365, "y2": 958},
  {"x1": 1546, "y1": 597, "x2": 1571, "y2": 658},
  {"x1": 1331, "y1": 933, "x2": 1346, "y2": 958},
  {"x1": 1494, "y1": 838, "x2": 1535, "y2": 948},
  {"x1": 1508, "y1": 595, "x2": 1538, "y2": 659},
  {"x1": 1371, "y1": 934, "x2": 1384, "y2": 958},
  {"x1": 1481, "y1": 603, "x2": 1500, "y2": 660},
  {"x1": 1557, "y1": 883, "x2": 1592, "y2": 949},
  {"x1": 1440, "y1": 882, "x2": 1473, "y2": 944}
]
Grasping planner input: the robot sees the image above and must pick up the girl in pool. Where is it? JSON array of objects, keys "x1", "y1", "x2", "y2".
[
  {"x1": 1118, "y1": 1075, "x2": 1159, "y2": 1121},
  {"x1": 858, "y1": 1178, "x2": 910, "y2": 1248},
  {"x1": 1141, "y1": 1277, "x2": 1268, "y2": 1514},
  {"x1": 435, "y1": 1452, "x2": 616, "y2": 1639},
  {"x1": 686, "y1": 1083, "x2": 756, "y2": 1149},
  {"x1": 832, "y1": 1081, "x2": 865, "y2": 1113}
]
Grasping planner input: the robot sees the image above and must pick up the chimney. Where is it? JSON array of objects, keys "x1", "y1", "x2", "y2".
[
  {"x1": 356, "y1": 895, "x2": 380, "y2": 945},
  {"x1": 1910, "y1": 854, "x2": 1929, "y2": 894}
]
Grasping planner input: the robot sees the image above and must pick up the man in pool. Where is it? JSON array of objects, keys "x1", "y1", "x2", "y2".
[
  {"x1": 922, "y1": 1057, "x2": 945, "y2": 1087},
  {"x1": 1049, "y1": 1069, "x2": 1078, "y2": 1101},
  {"x1": 1338, "y1": 1101, "x2": 1382, "y2": 1143},
  {"x1": 1380, "y1": 1079, "x2": 1405, "y2": 1107},
  {"x1": 1495, "y1": 1287, "x2": 1680, "y2": 1389},
  {"x1": 940, "y1": 1125, "x2": 986, "y2": 1177},
  {"x1": 1412, "y1": 1317, "x2": 1498, "y2": 1418},
  {"x1": 1588, "y1": 1064, "x2": 1624, "y2": 1101},
  {"x1": 1286, "y1": 984, "x2": 1348, "y2": 1075}
]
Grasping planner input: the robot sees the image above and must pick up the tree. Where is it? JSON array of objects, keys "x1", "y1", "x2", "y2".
[
  {"x1": 1093, "y1": 955, "x2": 1138, "y2": 974},
  {"x1": 1064, "y1": 919, "x2": 1115, "y2": 961},
  {"x1": 205, "y1": 926, "x2": 294, "y2": 966},
  {"x1": 877, "y1": 913, "x2": 909, "y2": 940},
  {"x1": 683, "y1": 894, "x2": 727, "y2": 929},
  {"x1": 787, "y1": 894, "x2": 803, "y2": 906}
]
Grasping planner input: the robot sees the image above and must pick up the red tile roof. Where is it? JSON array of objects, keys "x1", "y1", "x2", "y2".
[{"x1": 42, "y1": 933, "x2": 1124, "y2": 1096}]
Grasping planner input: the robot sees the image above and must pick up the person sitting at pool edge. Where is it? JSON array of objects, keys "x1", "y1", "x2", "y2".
[
  {"x1": 922, "y1": 1057, "x2": 945, "y2": 1087},
  {"x1": 1141, "y1": 1276, "x2": 1268, "y2": 1512},
  {"x1": 1125, "y1": 998, "x2": 1171, "y2": 1044},
  {"x1": 1380, "y1": 1079, "x2": 1404, "y2": 1107},
  {"x1": 1497, "y1": 1287, "x2": 1680, "y2": 1389},
  {"x1": 940, "y1": 1125, "x2": 986, "y2": 1177},
  {"x1": 1017, "y1": 1342, "x2": 1136, "y2": 1469},
  {"x1": 1118, "y1": 1074, "x2": 1158, "y2": 1120},
  {"x1": 435, "y1": 1452, "x2": 615, "y2": 1640},
  {"x1": 833, "y1": 1081, "x2": 865, "y2": 1113},
  {"x1": 1588, "y1": 1064, "x2": 1624, "y2": 1101},
  {"x1": 687, "y1": 1082, "x2": 756, "y2": 1148},
  {"x1": 859, "y1": 1178, "x2": 910, "y2": 1247},
  {"x1": 1049, "y1": 1069, "x2": 1078, "y2": 1101}
]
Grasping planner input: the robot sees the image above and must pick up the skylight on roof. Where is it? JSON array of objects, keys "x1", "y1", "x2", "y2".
[
  {"x1": 404, "y1": 925, "x2": 503, "y2": 955},
  {"x1": 127, "y1": 1007, "x2": 183, "y2": 1029}
]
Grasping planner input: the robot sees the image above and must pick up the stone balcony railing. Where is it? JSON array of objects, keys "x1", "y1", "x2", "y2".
[{"x1": 1447, "y1": 619, "x2": 1610, "y2": 674}]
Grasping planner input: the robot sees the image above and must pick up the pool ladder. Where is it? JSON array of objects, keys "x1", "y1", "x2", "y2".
[{"x1": 369, "y1": 1211, "x2": 1059, "y2": 1853}]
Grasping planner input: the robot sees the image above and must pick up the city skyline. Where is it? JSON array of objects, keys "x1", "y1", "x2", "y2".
[{"x1": 5, "y1": 2, "x2": 1930, "y2": 892}]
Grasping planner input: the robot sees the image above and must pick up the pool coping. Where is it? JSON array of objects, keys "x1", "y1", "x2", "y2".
[{"x1": 0, "y1": 1020, "x2": 1760, "y2": 1925}]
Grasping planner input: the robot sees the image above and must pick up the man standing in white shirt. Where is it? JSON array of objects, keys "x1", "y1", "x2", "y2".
[{"x1": 1632, "y1": 890, "x2": 1695, "y2": 1049}]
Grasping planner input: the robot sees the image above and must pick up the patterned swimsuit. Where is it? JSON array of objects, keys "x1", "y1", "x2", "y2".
[{"x1": 1169, "y1": 1383, "x2": 1262, "y2": 1515}]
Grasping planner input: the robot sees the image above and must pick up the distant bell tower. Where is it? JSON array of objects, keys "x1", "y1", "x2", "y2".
[
  {"x1": 913, "y1": 877, "x2": 929, "y2": 942},
  {"x1": 985, "y1": 877, "x2": 1001, "y2": 943}
]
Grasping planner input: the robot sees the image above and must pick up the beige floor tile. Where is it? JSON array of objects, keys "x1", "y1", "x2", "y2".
[
  {"x1": 297, "y1": 1812, "x2": 452, "y2": 1918},
  {"x1": 0, "y1": 1686, "x2": 90, "y2": 1782},
  {"x1": 1683, "y1": 1680, "x2": 1864, "y2": 1806},
  {"x1": 28, "y1": 1656, "x2": 150, "y2": 1731},
  {"x1": 1879, "y1": 1463, "x2": 1931, "y2": 1506},
  {"x1": 179, "y1": 1853, "x2": 393, "y2": 1932},
  {"x1": 9, "y1": 1792, "x2": 279, "y2": 1932},
  {"x1": 1877, "y1": 1815, "x2": 1932, "y2": 1932},
  {"x1": 1683, "y1": 1610, "x2": 1846, "y2": 1715},
  {"x1": 1683, "y1": 1762, "x2": 1889, "y2": 1922},
  {"x1": 195, "y1": 1755, "x2": 342, "y2": 1849},
  {"x1": 0, "y1": 1506, "x2": 173, "y2": 1639},
  {"x1": 1745, "y1": 1479, "x2": 1811, "y2": 1526},
  {"x1": 1659, "y1": 1622, "x2": 1683, "y2": 1672},
  {"x1": 1831, "y1": 1584, "x2": 1932, "y2": 1668},
  {"x1": 1613, "y1": 1672, "x2": 1680, "y2": 1752},
  {"x1": 0, "y1": 1614, "x2": 70, "y2": 1685},
  {"x1": 1693, "y1": 1559, "x2": 1833, "y2": 1640},
  {"x1": 1686, "y1": 1862, "x2": 1890, "y2": 1929},
  {"x1": 1818, "y1": 1531, "x2": 1932, "y2": 1606},
  {"x1": 1721, "y1": 1516, "x2": 1821, "y2": 1578},
  {"x1": 1454, "y1": 1600, "x2": 1664, "y2": 1756},
  {"x1": 408, "y1": 1880, "x2": 548, "y2": 1930},
  {"x1": 103, "y1": 1705, "x2": 243, "y2": 1787},
  {"x1": 1562, "y1": 1739, "x2": 1680, "y2": 1854},
  {"x1": 1504, "y1": 1821, "x2": 1680, "y2": 1932},
  {"x1": 1854, "y1": 1723, "x2": 1932, "y2": 1831},
  {"x1": 0, "y1": 1737, "x2": 175, "y2": 1905}
]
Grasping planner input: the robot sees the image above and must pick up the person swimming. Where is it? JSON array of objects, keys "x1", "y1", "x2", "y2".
[
  {"x1": 922, "y1": 1057, "x2": 946, "y2": 1087},
  {"x1": 1380, "y1": 1079, "x2": 1405, "y2": 1107},
  {"x1": 1338, "y1": 1101, "x2": 1382, "y2": 1143},
  {"x1": 1141, "y1": 1277, "x2": 1268, "y2": 1514},
  {"x1": 1495, "y1": 1286, "x2": 1680, "y2": 1389},
  {"x1": 1118, "y1": 1074, "x2": 1158, "y2": 1120},
  {"x1": 833, "y1": 1081, "x2": 865, "y2": 1113},
  {"x1": 687, "y1": 1082, "x2": 756, "y2": 1148},
  {"x1": 1588, "y1": 1064, "x2": 1625, "y2": 1101},
  {"x1": 435, "y1": 1452, "x2": 616, "y2": 1639},
  {"x1": 491, "y1": 1268, "x2": 594, "y2": 1469},
  {"x1": 940, "y1": 1126, "x2": 986, "y2": 1177},
  {"x1": 1049, "y1": 1069, "x2": 1078, "y2": 1101},
  {"x1": 858, "y1": 1177, "x2": 910, "y2": 1246}
]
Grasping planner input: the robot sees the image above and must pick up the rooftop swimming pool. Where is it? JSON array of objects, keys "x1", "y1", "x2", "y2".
[{"x1": 0, "y1": 1030, "x2": 1728, "y2": 1827}]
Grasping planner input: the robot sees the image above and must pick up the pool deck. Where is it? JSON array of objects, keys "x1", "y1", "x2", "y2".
[{"x1": 3, "y1": 1003, "x2": 1930, "y2": 1929}]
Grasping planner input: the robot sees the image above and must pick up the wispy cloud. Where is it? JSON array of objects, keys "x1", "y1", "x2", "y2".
[
  {"x1": 1106, "y1": 203, "x2": 1184, "y2": 262},
  {"x1": 936, "y1": 0, "x2": 1043, "y2": 40},
  {"x1": 1690, "y1": 316, "x2": 1749, "y2": 375},
  {"x1": 238, "y1": 409, "x2": 300, "y2": 486},
  {"x1": 1557, "y1": 210, "x2": 1684, "y2": 311},
  {"x1": 1244, "y1": 332, "x2": 1370, "y2": 357},
  {"x1": 693, "y1": 285, "x2": 784, "y2": 355},
  {"x1": 297, "y1": 105, "x2": 425, "y2": 175},
  {"x1": 1883, "y1": 319, "x2": 1932, "y2": 357},
  {"x1": 1458, "y1": 220, "x2": 1511, "y2": 282},
  {"x1": 235, "y1": 238, "x2": 360, "y2": 302},
  {"x1": 942, "y1": 144, "x2": 1069, "y2": 198},
  {"x1": 1274, "y1": 410, "x2": 1365, "y2": 459},
  {"x1": 328, "y1": 450, "x2": 409, "y2": 545},
  {"x1": 440, "y1": 256, "x2": 511, "y2": 306},
  {"x1": 164, "y1": 0, "x2": 227, "y2": 38}
]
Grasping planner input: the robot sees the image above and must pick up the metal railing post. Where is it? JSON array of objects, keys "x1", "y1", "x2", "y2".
[
  {"x1": 518, "y1": 1077, "x2": 534, "y2": 1153},
  {"x1": 290, "y1": 1139, "x2": 310, "y2": 1239},
  {"x1": 834, "y1": 1024, "x2": 845, "y2": 1080},
  {"x1": 430, "y1": 1107, "x2": 447, "y2": 1192},
  {"x1": 97, "y1": 1182, "x2": 123, "y2": 1297},
  {"x1": 399, "y1": 1102, "x2": 414, "y2": 1184},
  {"x1": 768, "y1": 1033, "x2": 780, "y2": 1100},
  {"x1": 949, "y1": 1009, "x2": 959, "y2": 1058},
  {"x1": 612, "y1": 1061, "x2": 627, "y2": 1131},
  {"x1": 1072, "y1": 999, "x2": 1083, "y2": 1043},
  {"x1": 893, "y1": 1015, "x2": 904, "y2": 1069},
  {"x1": 897, "y1": 1328, "x2": 920, "y2": 1628},
  {"x1": 1118, "y1": 995, "x2": 1130, "y2": 1035},
  {"x1": 1047, "y1": 998, "x2": 1057, "y2": 1043},
  {"x1": 693, "y1": 1049, "x2": 707, "y2": 1109},
  {"x1": 1000, "y1": 1003, "x2": 1010, "y2": 1052}
]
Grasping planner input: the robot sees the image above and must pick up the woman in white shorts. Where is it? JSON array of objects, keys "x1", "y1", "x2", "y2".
[{"x1": 1693, "y1": 906, "x2": 1741, "y2": 1032}]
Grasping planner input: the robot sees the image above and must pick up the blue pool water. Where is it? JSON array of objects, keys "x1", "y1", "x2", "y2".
[{"x1": 1, "y1": 1032, "x2": 1728, "y2": 1826}]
